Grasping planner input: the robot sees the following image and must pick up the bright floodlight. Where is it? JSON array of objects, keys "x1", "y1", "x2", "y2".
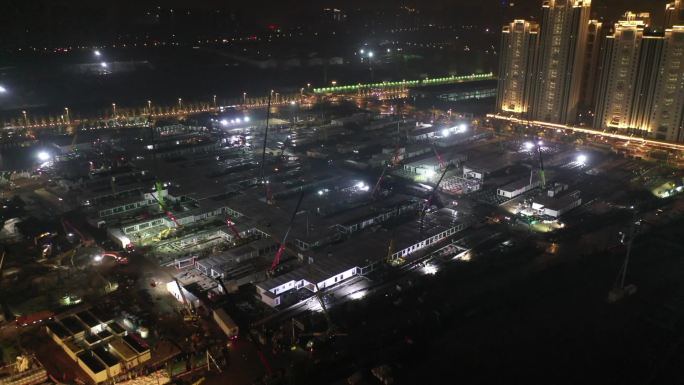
[
  {"x1": 524, "y1": 141, "x2": 534, "y2": 150},
  {"x1": 100, "y1": 62, "x2": 108, "y2": 68},
  {"x1": 422, "y1": 264, "x2": 438, "y2": 275},
  {"x1": 0, "y1": 85, "x2": 6, "y2": 93},
  {"x1": 318, "y1": 190, "x2": 324, "y2": 196},
  {"x1": 350, "y1": 291, "x2": 366, "y2": 300},
  {"x1": 37, "y1": 151, "x2": 50, "y2": 161},
  {"x1": 236, "y1": 118, "x2": 242, "y2": 123},
  {"x1": 94, "y1": 50, "x2": 101, "y2": 57},
  {"x1": 360, "y1": 49, "x2": 365, "y2": 54},
  {"x1": 368, "y1": 51, "x2": 374, "y2": 58},
  {"x1": 290, "y1": 100, "x2": 296, "y2": 105},
  {"x1": 94, "y1": 254, "x2": 103, "y2": 262},
  {"x1": 577, "y1": 154, "x2": 587, "y2": 164},
  {"x1": 458, "y1": 123, "x2": 467, "y2": 132},
  {"x1": 537, "y1": 140, "x2": 544, "y2": 146},
  {"x1": 220, "y1": 119, "x2": 228, "y2": 126},
  {"x1": 244, "y1": 116, "x2": 250, "y2": 122},
  {"x1": 442, "y1": 128, "x2": 450, "y2": 137}
]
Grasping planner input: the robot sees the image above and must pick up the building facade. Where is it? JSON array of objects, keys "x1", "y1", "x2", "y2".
[
  {"x1": 594, "y1": 14, "x2": 649, "y2": 130},
  {"x1": 650, "y1": 26, "x2": 684, "y2": 142},
  {"x1": 666, "y1": 0, "x2": 684, "y2": 28},
  {"x1": 496, "y1": 20, "x2": 539, "y2": 116},
  {"x1": 532, "y1": 0, "x2": 592, "y2": 124}
]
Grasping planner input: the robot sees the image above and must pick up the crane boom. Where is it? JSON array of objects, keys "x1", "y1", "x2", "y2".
[
  {"x1": 225, "y1": 217, "x2": 242, "y2": 240},
  {"x1": 420, "y1": 164, "x2": 451, "y2": 236},
  {"x1": 536, "y1": 144, "x2": 546, "y2": 189},
  {"x1": 270, "y1": 190, "x2": 305, "y2": 271},
  {"x1": 432, "y1": 143, "x2": 445, "y2": 169}
]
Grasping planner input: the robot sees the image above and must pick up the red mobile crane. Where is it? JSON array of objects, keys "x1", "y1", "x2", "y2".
[{"x1": 270, "y1": 190, "x2": 305, "y2": 272}]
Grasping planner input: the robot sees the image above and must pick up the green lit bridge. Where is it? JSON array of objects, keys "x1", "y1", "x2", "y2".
[{"x1": 313, "y1": 72, "x2": 495, "y2": 94}]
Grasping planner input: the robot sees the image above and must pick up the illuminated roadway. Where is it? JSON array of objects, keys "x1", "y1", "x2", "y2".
[{"x1": 488, "y1": 113, "x2": 684, "y2": 153}]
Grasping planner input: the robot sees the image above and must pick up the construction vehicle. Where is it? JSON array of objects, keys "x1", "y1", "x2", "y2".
[
  {"x1": 62, "y1": 219, "x2": 95, "y2": 247},
  {"x1": 269, "y1": 190, "x2": 305, "y2": 273}
]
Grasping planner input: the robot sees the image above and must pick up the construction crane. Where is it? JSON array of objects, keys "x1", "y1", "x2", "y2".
[
  {"x1": 225, "y1": 216, "x2": 242, "y2": 241},
  {"x1": 432, "y1": 143, "x2": 446, "y2": 170},
  {"x1": 370, "y1": 165, "x2": 389, "y2": 201},
  {"x1": 536, "y1": 140, "x2": 546, "y2": 189},
  {"x1": 149, "y1": 191, "x2": 181, "y2": 228},
  {"x1": 269, "y1": 190, "x2": 305, "y2": 273},
  {"x1": 420, "y1": 164, "x2": 451, "y2": 236},
  {"x1": 608, "y1": 214, "x2": 640, "y2": 302}
]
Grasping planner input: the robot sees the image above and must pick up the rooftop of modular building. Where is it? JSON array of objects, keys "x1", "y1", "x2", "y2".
[
  {"x1": 47, "y1": 321, "x2": 71, "y2": 339},
  {"x1": 77, "y1": 352, "x2": 106, "y2": 373},
  {"x1": 122, "y1": 335, "x2": 148, "y2": 354},
  {"x1": 259, "y1": 208, "x2": 463, "y2": 291},
  {"x1": 60, "y1": 315, "x2": 87, "y2": 334},
  {"x1": 93, "y1": 345, "x2": 120, "y2": 367},
  {"x1": 108, "y1": 338, "x2": 137, "y2": 361},
  {"x1": 463, "y1": 153, "x2": 518, "y2": 174},
  {"x1": 76, "y1": 311, "x2": 101, "y2": 328},
  {"x1": 499, "y1": 174, "x2": 539, "y2": 192},
  {"x1": 534, "y1": 190, "x2": 581, "y2": 210}
]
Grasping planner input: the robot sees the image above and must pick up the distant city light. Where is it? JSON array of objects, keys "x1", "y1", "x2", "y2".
[
  {"x1": 94, "y1": 50, "x2": 101, "y2": 57},
  {"x1": 290, "y1": 100, "x2": 296, "y2": 105},
  {"x1": 220, "y1": 119, "x2": 228, "y2": 126},
  {"x1": 37, "y1": 151, "x2": 50, "y2": 161},
  {"x1": 236, "y1": 118, "x2": 242, "y2": 123}
]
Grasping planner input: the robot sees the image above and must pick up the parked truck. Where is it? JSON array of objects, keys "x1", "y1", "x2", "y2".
[{"x1": 213, "y1": 308, "x2": 239, "y2": 339}]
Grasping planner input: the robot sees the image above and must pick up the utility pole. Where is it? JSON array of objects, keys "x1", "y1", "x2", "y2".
[{"x1": 259, "y1": 93, "x2": 272, "y2": 182}]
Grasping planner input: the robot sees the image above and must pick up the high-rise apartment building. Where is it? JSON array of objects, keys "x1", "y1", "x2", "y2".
[
  {"x1": 531, "y1": 0, "x2": 592, "y2": 124},
  {"x1": 579, "y1": 20, "x2": 603, "y2": 114},
  {"x1": 496, "y1": 20, "x2": 540, "y2": 116},
  {"x1": 650, "y1": 26, "x2": 684, "y2": 142},
  {"x1": 665, "y1": 0, "x2": 684, "y2": 28},
  {"x1": 594, "y1": 13, "x2": 649, "y2": 129}
]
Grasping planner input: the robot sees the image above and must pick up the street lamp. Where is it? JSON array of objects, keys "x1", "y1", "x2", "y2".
[
  {"x1": 100, "y1": 62, "x2": 107, "y2": 68},
  {"x1": 112, "y1": 103, "x2": 117, "y2": 117},
  {"x1": 94, "y1": 50, "x2": 101, "y2": 57},
  {"x1": 368, "y1": 51, "x2": 374, "y2": 58},
  {"x1": 64, "y1": 107, "x2": 70, "y2": 123},
  {"x1": 213, "y1": 94, "x2": 217, "y2": 107},
  {"x1": 0, "y1": 85, "x2": 7, "y2": 93},
  {"x1": 243, "y1": 92, "x2": 247, "y2": 104},
  {"x1": 22, "y1": 110, "x2": 28, "y2": 126},
  {"x1": 178, "y1": 98, "x2": 182, "y2": 109},
  {"x1": 147, "y1": 100, "x2": 152, "y2": 113}
]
